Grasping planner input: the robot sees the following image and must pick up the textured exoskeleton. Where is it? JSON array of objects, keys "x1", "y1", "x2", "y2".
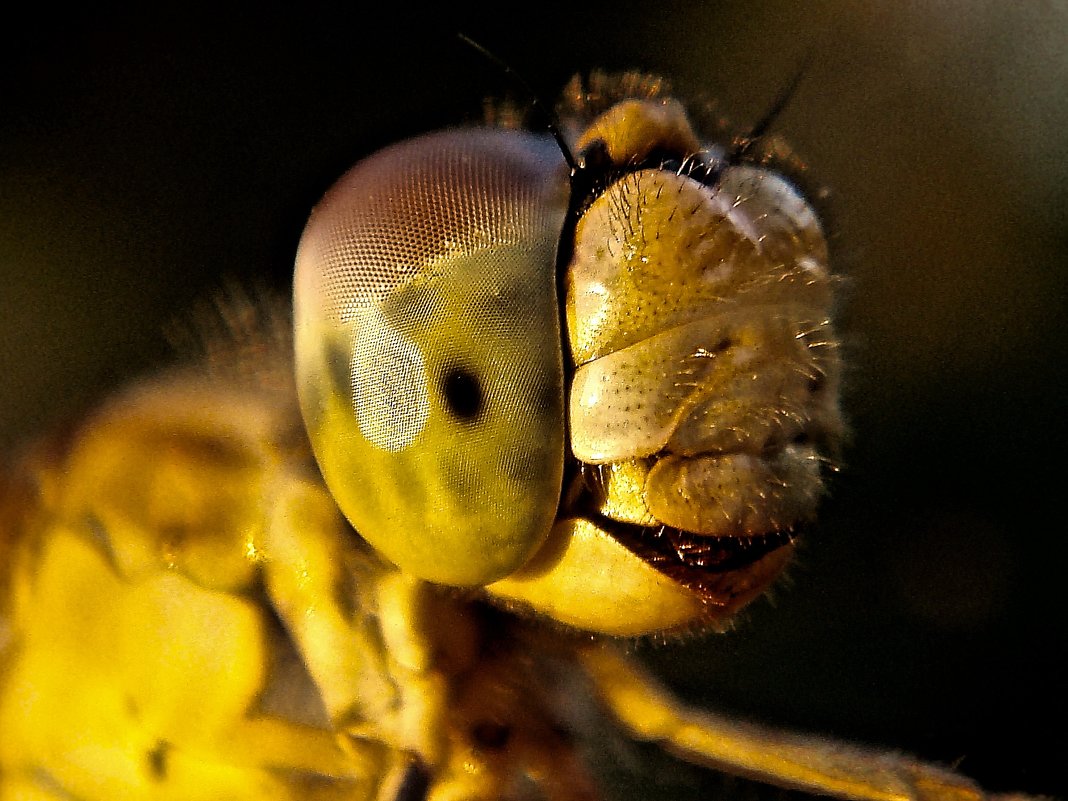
[{"x1": 0, "y1": 72, "x2": 1028, "y2": 801}]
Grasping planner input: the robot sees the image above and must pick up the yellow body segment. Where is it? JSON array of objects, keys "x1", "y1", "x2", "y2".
[
  {"x1": 0, "y1": 371, "x2": 378, "y2": 799},
  {"x1": 1, "y1": 528, "x2": 364, "y2": 800},
  {"x1": 0, "y1": 351, "x2": 606, "y2": 800}
]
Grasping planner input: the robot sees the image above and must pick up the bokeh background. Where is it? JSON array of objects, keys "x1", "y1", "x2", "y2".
[{"x1": 2, "y1": 5, "x2": 1064, "y2": 799}]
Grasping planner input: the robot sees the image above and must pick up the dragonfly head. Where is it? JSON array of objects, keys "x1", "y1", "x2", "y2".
[{"x1": 294, "y1": 74, "x2": 842, "y2": 636}]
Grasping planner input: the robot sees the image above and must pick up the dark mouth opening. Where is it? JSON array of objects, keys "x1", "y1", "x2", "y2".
[
  {"x1": 564, "y1": 462, "x2": 800, "y2": 609},
  {"x1": 597, "y1": 512, "x2": 799, "y2": 611},
  {"x1": 593, "y1": 512, "x2": 797, "y2": 577},
  {"x1": 556, "y1": 447, "x2": 809, "y2": 616}
]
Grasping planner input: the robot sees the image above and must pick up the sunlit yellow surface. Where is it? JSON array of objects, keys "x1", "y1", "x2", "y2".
[{"x1": 487, "y1": 518, "x2": 704, "y2": 635}]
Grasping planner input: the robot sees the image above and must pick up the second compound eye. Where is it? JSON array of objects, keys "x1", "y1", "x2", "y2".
[{"x1": 442, "y1": 366, "x2": 483, "y2": 420}]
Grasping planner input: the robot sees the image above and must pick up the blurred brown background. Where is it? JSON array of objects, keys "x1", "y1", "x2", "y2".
[{"x1": 2, "y1": 4, "x2": 1064, "y2": 799}]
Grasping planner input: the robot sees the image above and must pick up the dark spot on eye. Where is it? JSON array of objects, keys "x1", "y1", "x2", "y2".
[
  {"x1": 393, "y1": 758, "x2": 431, "y2": 801},
  {"x1": 442, "y1": 366, "x2": 483, "y2": 420},
  {"x1": 791, "y1": 432, "x2": 811, "y2": 446},
  {"x1": 472, "y1": 721, "x2": 512, "y2": 750},
  {"x1": 807, "y1": 373, "x2": 826, "y2": 393},
  {"x1": 146, "y1": 740, "x2": 170, "y2": 781},
  {"x1": 713, "y1": 337, "x2": 733, "y2": 353}
]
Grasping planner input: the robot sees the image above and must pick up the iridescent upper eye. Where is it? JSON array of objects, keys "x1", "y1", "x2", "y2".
[{"x1": 294, "y1": 129, "x2": 570, "y2": 586}]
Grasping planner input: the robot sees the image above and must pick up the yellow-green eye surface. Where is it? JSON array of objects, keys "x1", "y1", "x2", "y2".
[{"x1": 294, "y1": 129, "x2": 569, "y2": 586}]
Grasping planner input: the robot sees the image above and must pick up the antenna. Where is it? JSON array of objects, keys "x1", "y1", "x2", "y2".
[
  {"x1": 456, "y1": 33, "x2": 579, "y2": 176},
  {"x1": 728, "y1": 49, "x2": 813, "y2": 164}
]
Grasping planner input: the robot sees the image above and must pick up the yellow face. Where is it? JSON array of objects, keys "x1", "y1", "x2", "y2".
[{"x1": 295, "y1": 72, "x2": 843, "y2": 635}]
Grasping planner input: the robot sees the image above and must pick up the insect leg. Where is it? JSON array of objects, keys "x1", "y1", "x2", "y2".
[{"x1": 579, "y1": 645, "x2": 1021, "y2": 801}]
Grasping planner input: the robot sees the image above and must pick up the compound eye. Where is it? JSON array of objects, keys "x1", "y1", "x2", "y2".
[{"x1": 293, "y1": 129, "x2": 569, "y2": 586}]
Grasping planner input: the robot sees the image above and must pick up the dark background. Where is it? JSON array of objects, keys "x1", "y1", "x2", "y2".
[{"x1": 2, "y1": 5, "x2": 1064, "y2": 799}]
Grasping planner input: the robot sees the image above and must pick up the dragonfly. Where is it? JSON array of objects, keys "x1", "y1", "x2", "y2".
[{"x1": 0, "y1": 70, "x2": 1039, "y2": 801}]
